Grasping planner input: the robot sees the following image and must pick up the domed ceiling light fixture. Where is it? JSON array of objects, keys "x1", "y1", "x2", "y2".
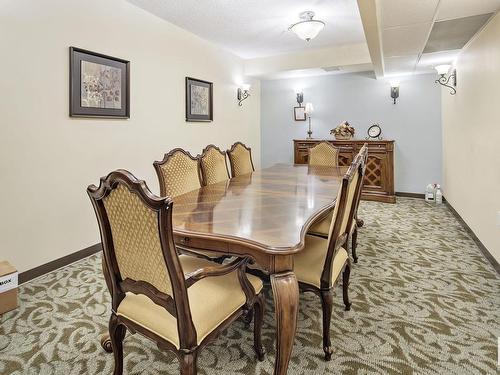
[{"x1": 289, "y1": 11, "x2": 325, "y2": 41}]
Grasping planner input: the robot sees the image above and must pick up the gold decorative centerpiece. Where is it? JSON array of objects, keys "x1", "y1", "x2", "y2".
[{"x1": 331, "y1": 121, "x2": 355, "y2": 140}]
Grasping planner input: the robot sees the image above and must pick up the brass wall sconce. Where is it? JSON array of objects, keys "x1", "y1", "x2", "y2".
[
  {"x1": 237, "y1": 84, "x2": 251, "y2": 106},
  {"x1": 434, "y1": 65, "x2": 457, "y2": 95}
]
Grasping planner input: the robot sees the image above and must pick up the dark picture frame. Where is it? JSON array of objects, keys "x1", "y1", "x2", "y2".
[
  {"x1": 294, "y1": 106, "x2": 306, "y2": 121},
  {"x1": 69, "y1": 47, "x2": 130, "y2": 118},
  {"x1": 185, "y1": 77, "x2": 213, "y2": 122}
]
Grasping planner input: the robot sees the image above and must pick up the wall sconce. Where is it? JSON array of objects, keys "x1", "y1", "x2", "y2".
[
  {"x1": 296, "y1": 90, "x2": 304, "y2": 106},
  {"x1": 434, "y1": 65, "x2": 456, "y2": 95},
  {"x1": 390, "y1": 80, "x2": 400, "y2": 104},
  {"x1": 237, "y1": 84, "x2": 251, "y2": 106}
]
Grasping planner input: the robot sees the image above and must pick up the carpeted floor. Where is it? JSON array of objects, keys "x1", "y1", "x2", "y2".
[{"x1": 1, "y1": 198, "x2": 499, "y2": 374}]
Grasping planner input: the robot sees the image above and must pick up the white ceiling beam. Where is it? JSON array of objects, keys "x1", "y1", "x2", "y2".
[
  {"x1": 243, "y1": 43, "x2": 371, "y2": 78},
  {"x1": 357, "y1": 0, "x2": 385, "y2": 79}
]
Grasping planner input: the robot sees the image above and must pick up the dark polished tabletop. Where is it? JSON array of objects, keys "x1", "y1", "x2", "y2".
[{"x1": 171, "y1": 164, "x2": 345, "y2": 254}]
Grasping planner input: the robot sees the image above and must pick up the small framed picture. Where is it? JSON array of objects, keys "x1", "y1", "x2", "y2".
[
  {"x1": 69, "y1": 47, "x2": 130, "y2": 118},
  {"x1": 186, "y1": 77, "x2": 213, "y2": 122},
  {"x1": 294, "y1": 106, "x2": 306, "y2": 121}
]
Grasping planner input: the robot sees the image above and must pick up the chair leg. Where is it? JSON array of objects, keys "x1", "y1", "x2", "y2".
[
  {"x1": 320, "y1": 290, "x2": 334, "y2": 361},
  {"x1": 342, "y1": 263, "x2": 352, "y2": 311},
  {"x1": 243, "y1": 307, "x2": 254, "y2": 328},
  {"x1": 179, "y1": 352, "x2": 197, "y2": 375},
  {"x1": 351, "y1": 227, "x2": 359, "y2": 263},
  {"x1": 109, "y1": 314, "x2": 127, "y2": 375},
  {"x1": 253, "y1": 294, "x2": 266, "y2": 361}
]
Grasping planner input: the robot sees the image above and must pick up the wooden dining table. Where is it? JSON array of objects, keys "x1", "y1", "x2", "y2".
[{"x1": 170, "y1": 163, "x2": 345, "y2": 374}]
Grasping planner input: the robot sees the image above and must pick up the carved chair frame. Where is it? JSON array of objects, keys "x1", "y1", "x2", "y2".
[{"x1": 87, "y1": 170, "x2": 264, "y2": 374}]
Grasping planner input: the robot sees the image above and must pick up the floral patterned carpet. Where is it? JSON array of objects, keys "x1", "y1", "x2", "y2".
[{"x1": 1, "y1": 198, "x2": 499, "y2": 374}]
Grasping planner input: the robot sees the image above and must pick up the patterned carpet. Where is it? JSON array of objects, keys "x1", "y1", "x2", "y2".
[{"x1": 1, "y1": 198, "x2": 499, "y2": 375}]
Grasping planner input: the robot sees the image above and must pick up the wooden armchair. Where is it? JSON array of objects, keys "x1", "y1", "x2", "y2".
[
  {"x1": 227, "y1": 142, "x2": 255, "y2": 177},
  {"x1": 308, "y1": 141, "x2": 339, "y2": 167},
  {"x1": 294, "y1": 156, "x2": 364, "y2": 360},
  {"x1": 87, "y1": 170, "x2": 265, "y2": 375},
  {"x1": 308, "y1": 144, "x2": 368, "y2": 263},
  {"x1": 199, "y1": 145, "x2": 230, "y2": 185}
]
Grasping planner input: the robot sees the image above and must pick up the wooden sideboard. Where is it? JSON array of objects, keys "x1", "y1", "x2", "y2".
[{"x1": 294, "y1": 139, "x2": 395, "y2": 203}]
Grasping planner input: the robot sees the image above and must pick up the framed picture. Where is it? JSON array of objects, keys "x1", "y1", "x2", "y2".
[
  {"x1": 294, "y1": 106, "x2": 306, "y2": 121},
  {"x1": 186, "y1": 77, "x2": 213, "y2": 122},
  {"x1": 69, "y1": 47, "x2": 130, "y2": 118}
]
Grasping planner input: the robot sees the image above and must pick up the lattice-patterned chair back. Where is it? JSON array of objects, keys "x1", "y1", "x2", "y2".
[
  {"x1": 308, "y1": 142, "x2": 339, "y2": 167},
  {"x1": 200, "y1": 145, "x2": 230, "y2": 185},
  {"x1": 87, "y1": 170, "x2": 196, "y2": 346},
  {"x1": 321, "y1": 157, "x2": 364, "y2": 287},
  {"x1": 227, "y1": 142, "x2": 255, "y2": 177},
  {"x1": 154, "y1": 148, "x2": 202, "y2": 198}
]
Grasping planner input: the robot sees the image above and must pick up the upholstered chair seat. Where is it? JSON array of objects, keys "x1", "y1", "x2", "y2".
[
  {"x1": 294, "y1": 235, "x2": 348, "y2": 289},
  {"x1": 118, "y1": 255, "x2": 263, "y2": 349},
  {"x1": 227, "y1": 142, "x2": 255, "y2": 177},
  {"x1": 308, "y1": 213, "x2": 356, "y2": 238}
]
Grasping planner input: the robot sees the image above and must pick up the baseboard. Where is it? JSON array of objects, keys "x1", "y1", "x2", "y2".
[
  {"x1": 395, "y1": 192, "x2": 425, "y2": 199},
  {"x1": 19, "y1": 243, "x2": 102, "y2": 284},
  {"x1": 446, "y1": 201, "x2": 500, "y2": 275}
]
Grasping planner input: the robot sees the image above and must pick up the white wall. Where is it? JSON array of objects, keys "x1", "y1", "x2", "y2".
[
  {"x1": 442, "y1": 12, "x2": 500, "y2": 263},
  {"x1": 0, "y1": 0, "x2": 261, "y2": 273},
  {"x1": 260, "y1": 73, "x2": 442, "y2": 193}
]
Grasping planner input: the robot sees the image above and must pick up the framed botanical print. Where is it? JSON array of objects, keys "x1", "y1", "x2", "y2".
[
  {"x1": 185, "y1": 77, "x2": 213, "y2": 122},
  {"x1": 294, "y1": 106, "x2": 306, "y2": 121},
  {"x1": 69, "y1": 47, "x2": 130, "y2": 118}
]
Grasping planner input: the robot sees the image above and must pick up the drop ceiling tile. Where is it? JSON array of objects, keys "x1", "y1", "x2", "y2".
[
  {"x1": 380, "y1": 0, "x2": 439, "y2": 28},
  {"x1": 437, "y1": 0, "x2": 500, "y2": 21},
  {"x1": 383, "y1": 23, "x2": 432, "y2": 57},
  {"x1": 423, "y1": 13, "x2": 493, "y2": 53}
]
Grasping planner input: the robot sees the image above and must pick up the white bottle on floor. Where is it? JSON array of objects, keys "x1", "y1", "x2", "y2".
[
  {"x1": 435, "y1": 185, "x2": 443, "y2": 204},
  {"x1": 425, "y1": 184, "x2": 435, "y2": 202}
]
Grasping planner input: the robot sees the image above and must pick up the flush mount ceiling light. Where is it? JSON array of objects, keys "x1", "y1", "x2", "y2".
[{"x1": 289, "y1": 11, "x2": 325, "y2": 41}]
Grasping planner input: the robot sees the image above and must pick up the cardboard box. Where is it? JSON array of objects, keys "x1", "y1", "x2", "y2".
[{"x1": 0, "y1": 260, "x2": 18, "y2": 314}]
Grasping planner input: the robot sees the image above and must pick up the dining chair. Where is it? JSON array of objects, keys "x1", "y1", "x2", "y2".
[
  {"x1": 87, "y1": 170, "x2": 265, "y2": 375},
  {"x1": 154, "y1": 148, "x2": 227, "y2": 262},
  {"x1": 199, "y1": 145, "x2": 230, "y2": 185},
  {"x1": 227, "y1": 142, "x2": 255, "y2": 177},
  {"x1": 308, "y1": 144, "x2": 368, "y2": 263},
  {"x1": 294, "y1": 156, "x2": 364, "y2": 361},
  {"x1": 153, "y1": 148, "x2": 202, "y2": 198},
  {"x1": 349, "y1": 144, "x2": 368, "y2": 263},
  {"x1": 308, "y1": 141, "x2": 339, "y2": 167}
]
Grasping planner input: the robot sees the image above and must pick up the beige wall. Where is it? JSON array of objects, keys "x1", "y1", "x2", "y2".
[
  {"x1": 442, "y1": 12, "x2": 500, "y2": 263},
  {"x1": 0, "y1": 0, "x2": 261, "y2": 273}
]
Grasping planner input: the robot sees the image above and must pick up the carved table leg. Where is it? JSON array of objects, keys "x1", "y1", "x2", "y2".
[{"x1": 270, "y1": 272, "x2": 299, "y2": 375}]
